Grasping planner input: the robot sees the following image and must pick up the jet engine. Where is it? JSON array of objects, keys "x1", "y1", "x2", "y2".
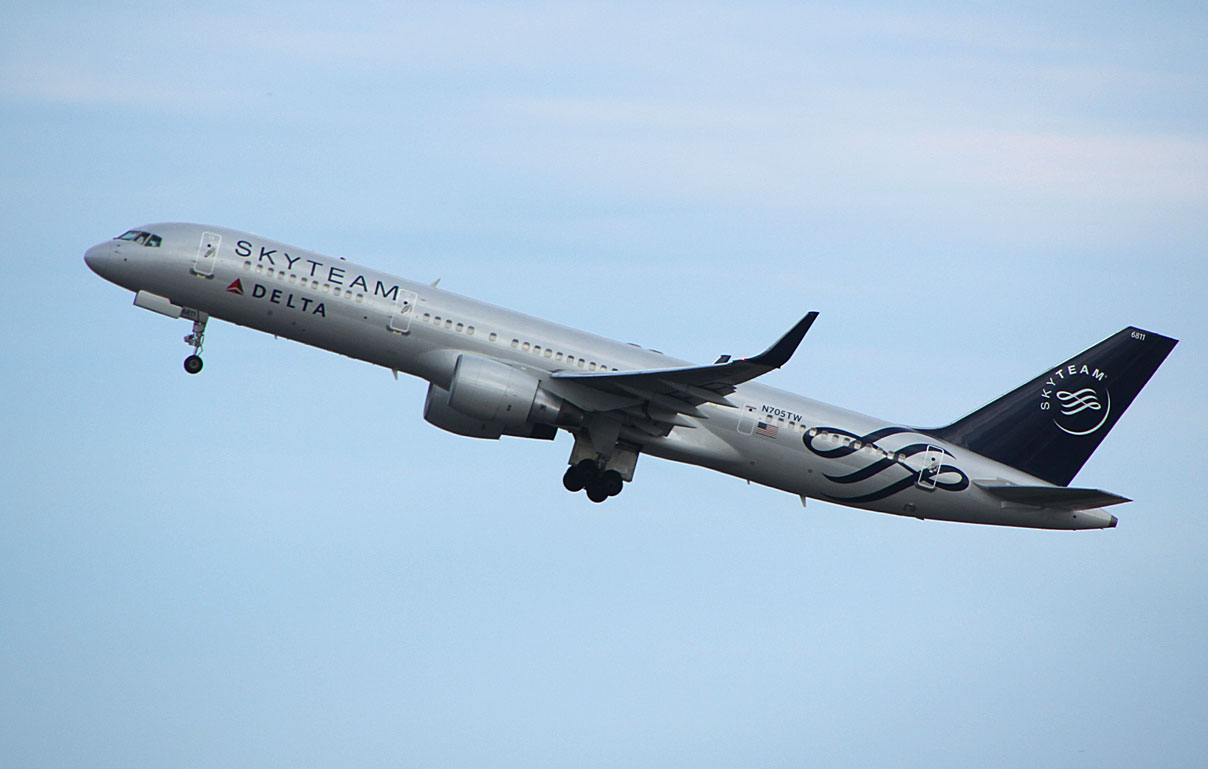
[{"x1": 423, "y1": 354, "x2": 582, "y2": 439}]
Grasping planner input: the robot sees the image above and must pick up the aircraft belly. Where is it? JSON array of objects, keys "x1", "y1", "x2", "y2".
[{"x1": 642, "y1": 422, "x2": 746, "y2": 471}]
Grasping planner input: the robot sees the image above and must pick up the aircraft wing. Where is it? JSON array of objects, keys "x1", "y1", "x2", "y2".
[{"x1": 546, "y1": 312, "x2": 818, "y2": 429}]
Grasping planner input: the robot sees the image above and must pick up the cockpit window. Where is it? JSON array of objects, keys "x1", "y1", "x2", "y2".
[{"x1": 116, "y1": 230, "x2": 161, "y2": 247}]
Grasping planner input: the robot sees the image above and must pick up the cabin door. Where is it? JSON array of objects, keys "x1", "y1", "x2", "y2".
[
  {"x1": 916, "y1": 446, "x2": 944, "y2": 490},
  {"x1": 389, "y1": 290, "x2": 419, "y2": 334},
  {"x1": 737, "y1": 404, "x2": 759, "y2": 435},
  {"x1": 193, "y1": 231, "x2": 221, "y2": 276}
]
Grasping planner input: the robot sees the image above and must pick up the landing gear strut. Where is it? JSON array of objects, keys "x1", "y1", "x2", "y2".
[{"x1": 182, "y1": 313, "x2": 208, "y2": 375}]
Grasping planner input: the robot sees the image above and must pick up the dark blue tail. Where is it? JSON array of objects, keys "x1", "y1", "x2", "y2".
[{"x1": 926, "y1": 327, "x2": 1177, "y2": 486}]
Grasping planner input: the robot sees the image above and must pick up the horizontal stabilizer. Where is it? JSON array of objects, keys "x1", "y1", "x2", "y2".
[{"x1": 975, "y1": 482, "x2": 1131, "y2": 510}]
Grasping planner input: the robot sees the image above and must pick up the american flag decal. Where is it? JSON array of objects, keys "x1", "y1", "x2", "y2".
[{"x1": 755, "y1": 421, "x2": 779, "y2": 438}]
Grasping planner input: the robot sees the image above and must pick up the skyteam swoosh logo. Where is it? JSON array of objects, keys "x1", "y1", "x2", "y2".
[
  {"x1": 1057, "y1": 388, "x2": 1102, "y2": 416},
  {"x1": 1039, "y1": 363, "x2": 1111, "y2": 436},
  {"x1": 803, "y1": 426, "x2": 969, "y2": 503},
  {"x1": 1054, "y1": 389, "x2": 1111, "y2": 435}
]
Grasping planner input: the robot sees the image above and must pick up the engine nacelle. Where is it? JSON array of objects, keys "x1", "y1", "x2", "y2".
[
  {"x1": 423, "y1": 384, "x2": 556, "y2": 440},
  {"x1": 447, "y1": 354, "x2": 582, "y2": 427},
  {"x1": 423, "y1": 355, "x2": 582, "y2": 440},
  {"x1": 448, "y1": 354, "x2": 541, "y2": 426}
]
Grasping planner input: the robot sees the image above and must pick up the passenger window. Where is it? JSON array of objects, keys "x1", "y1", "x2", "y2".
[
  {"x1": 544, "y1": 349, "x2": 552, "y2": 358},
  {"x1": 456, "y1": 323, "x2": 464, "y2": 332},
  {"x1": 467, "y1": 326, "x2": 474, "y2": 335},
  {"x1": 444, "y1": 319, "x2": 452, "y2": 329},
  {"x1": 511, "y1": 339, "x2": 519, "y2": 348},
  {"x1": 577, "y1": 358, "x2": 585, "y2": 367},
  {"x1": 423, "y1": 313, "x2": 430, "y2": 321},
  {"x1": 522, "y1": 342, "x2": 530, "y2": 352},
  {"x1": 589, "y1": 362, "x2": 597, "y2": 371},
  {"x1": 489, "y1": 332, "x2": 497, "y2": 342},
  {"x1": 555, "y1": 352, "x2": 563, "y2": 361}
]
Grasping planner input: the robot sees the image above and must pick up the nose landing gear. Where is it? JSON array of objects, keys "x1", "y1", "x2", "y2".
[{"x1": 182, "y1": 311, "x2": 208, "y2": 375}]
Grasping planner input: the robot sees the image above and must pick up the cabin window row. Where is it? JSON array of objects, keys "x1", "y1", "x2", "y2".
[
  {"x1": 768, "y1": 416, "x2": 805, "y2": 430},
  {"x1": 411, "y1": 309, "x2": 617, "y2": 372},
  {"x1": 509, "y1": 339, "x2": 618, "y2": 372},
  {"x1": 807, "y1": 428, "x2": 902, "y2": 460},
  {"x1": 419, "y1": 312, "x2": 477, "y2": 337}
]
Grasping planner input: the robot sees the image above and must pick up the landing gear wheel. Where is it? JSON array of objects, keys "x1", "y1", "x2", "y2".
[
  {"x1": 181, "y1": 313, "x2": 208, "y2": 375},
  {"x1": 575, "y1": 458, "x2": 599, "y2": 478},
  {"x1": 600, "y1": 469, "x2": 624, "y2": 497},
  {"x1": 585, "y1": 483, "x2": 610, "y2": 503},
  {"x1": 563, "y1": 457, "x2": 623, "y2": 502},
  {"x1": 563, "y1": 465, "x2": 587, "y2": 492}
]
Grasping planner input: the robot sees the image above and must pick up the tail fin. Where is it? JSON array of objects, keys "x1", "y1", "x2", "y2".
[{"x1": 927, "y1": 327, "x2": 1177, "y2": 486}]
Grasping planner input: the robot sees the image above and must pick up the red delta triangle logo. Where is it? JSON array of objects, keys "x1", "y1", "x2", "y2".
[{"x1": 226, "y1": 279, "x2": 244, "y2": 295}]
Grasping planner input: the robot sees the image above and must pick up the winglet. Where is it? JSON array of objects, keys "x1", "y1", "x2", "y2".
[{"x1": 743, "y1": 312, "x2": 819, "y2": 370}]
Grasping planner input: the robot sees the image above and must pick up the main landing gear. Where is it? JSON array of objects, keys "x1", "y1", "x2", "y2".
[
  {"x1": 563, "y1": 460, "x2": 624, "y2": 503},
  {"x1": 182, "y1": 312, "x2": 208, "y2": 375},
  {"x1": 561, "y1": 431, "x2": 639, "y2": 503}
]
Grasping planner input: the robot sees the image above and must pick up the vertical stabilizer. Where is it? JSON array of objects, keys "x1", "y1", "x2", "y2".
[{"x1": 927, "y1": 327, "x2": 1177, "y2": 486}]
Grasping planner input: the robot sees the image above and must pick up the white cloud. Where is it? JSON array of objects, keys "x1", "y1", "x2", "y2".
[{"x1": 496, "y1": 96, "x2": 1208, "y2": 209}]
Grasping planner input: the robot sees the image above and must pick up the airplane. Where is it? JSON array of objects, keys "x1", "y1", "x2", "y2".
[{"x1": 84, "y1": 223, "x2": 1177, "y2": 530}]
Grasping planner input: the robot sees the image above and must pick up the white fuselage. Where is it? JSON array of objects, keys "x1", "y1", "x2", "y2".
[{"x1": 85, "y1": 223, "x2": 1118, "y2": 530}]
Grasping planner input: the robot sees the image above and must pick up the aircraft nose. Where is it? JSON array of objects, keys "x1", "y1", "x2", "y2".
[{"x1": 83, "y1": 240, "x2": 115, "y2": 277}]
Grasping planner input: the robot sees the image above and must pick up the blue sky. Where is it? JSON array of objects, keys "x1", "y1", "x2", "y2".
[{"x1": 2, "y1": 2, "x2": 1206, "y2": 767}]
